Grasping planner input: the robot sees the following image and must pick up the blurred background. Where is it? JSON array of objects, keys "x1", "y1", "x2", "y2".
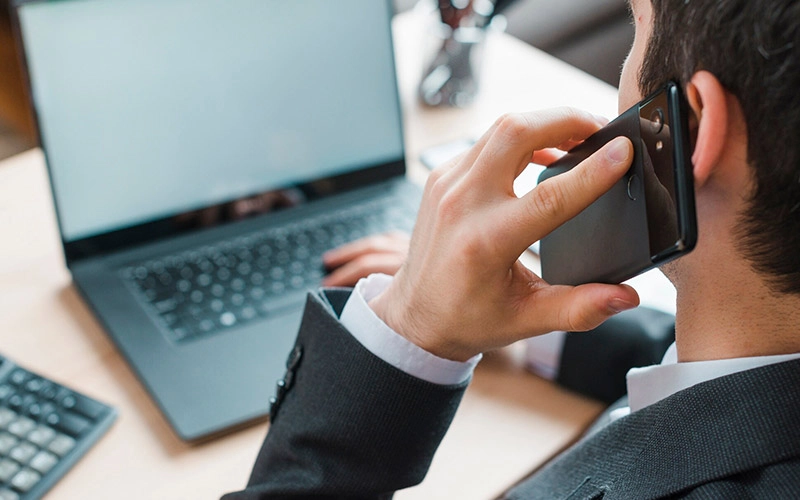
[{"x1": 0, "y1": 0, "x2": 631, "y2": 162}]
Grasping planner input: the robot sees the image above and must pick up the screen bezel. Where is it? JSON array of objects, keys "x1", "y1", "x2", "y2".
[{"x1": 10, "y1": 0, "x2": 407, "y2": 264}]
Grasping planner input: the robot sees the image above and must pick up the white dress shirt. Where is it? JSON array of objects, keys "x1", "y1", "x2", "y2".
[
  {"x1": 340, "y1": 273, "x2": 481, "y2": 385},
  {"x1": 339, "y1": 274, "x2": 800, "y2": 414}
]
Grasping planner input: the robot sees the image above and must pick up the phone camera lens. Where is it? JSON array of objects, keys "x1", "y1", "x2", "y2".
[{"x1": 650, "y1": 108, "x2": 664, "y2": 134}]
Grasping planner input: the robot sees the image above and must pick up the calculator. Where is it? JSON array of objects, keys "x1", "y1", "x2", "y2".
[{"x1": 0, "y1": 355, "x2": 116, "y2": 499}]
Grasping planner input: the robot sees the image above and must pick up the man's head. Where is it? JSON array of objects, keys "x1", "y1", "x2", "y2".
[{"x1": 620, "y1": 0, "x2": 800, "y2": 295}]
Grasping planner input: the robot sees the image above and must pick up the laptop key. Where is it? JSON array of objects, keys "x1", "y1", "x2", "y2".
[
  {"x1": 261, "y1": 291, "x2": 308, "y2": 316},
  {"x1": 154, "y1": 298, "x2": 178, "y2": 314},
  {"x1": 219, "y1": 312, "x2": 236, "y2": 327}
]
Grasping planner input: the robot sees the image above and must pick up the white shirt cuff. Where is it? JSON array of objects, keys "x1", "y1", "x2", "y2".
[
  {"x1": 523, "y1": 330, "x2": 567, "y2": 380},
  {"x1": 339, "y1": 273, "x2": 481, "y2": 385}
]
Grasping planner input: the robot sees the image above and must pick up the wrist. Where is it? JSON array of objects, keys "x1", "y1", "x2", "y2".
[{"x1": 368, "y1": 282, "x2": 477, "y2": 362}]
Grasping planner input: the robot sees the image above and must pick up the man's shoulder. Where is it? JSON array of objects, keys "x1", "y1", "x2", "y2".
[
  {"x1": 681, "y1": 457, "x2": 800, "y2": 498},
  {"x1": 619, "y1": 358, "x2": 800, "y2": 496},
  {"x1": 509, "y1": 358, "x2": 800, "y2": 499}
]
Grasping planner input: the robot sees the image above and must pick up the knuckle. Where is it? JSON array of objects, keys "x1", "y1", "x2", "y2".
[
  {"x1": 427, "y1": 164, "x2": 446, "y2": 184},
  {"x1": 562, "y1": 306, "x2": 592, "y2": 333},
  {"x1": 454, "y1": 226, "x2": 489, "y2": 265},
  {"x1": 424, "y1": 167, "x2": 449, "y2": 200},
  {"x1": 529, "y1": 179, "x2": 567, "y2": 220},
  {"x1": 554, "y1": 106, "x2": 594, "y2": 127},
  {"x1": 423, "y1": 171, "x2": 439, "y2": 196},
  {"x1": 360, "y1": 235, "x2": 381, "y2": 251},
  {"x1": 386, "y1": 229, "x2": 408, "y2": 240},
  {"x1": 495, "y1": 113, "x2": 529, "y2": 143},
  {"x1": 555, "y1": 106, "x2": 582, "y2": 121},
  {"x1": 361, "y1": 253, "x2": 383, "y2": 268},
  {"x1": 437, "y1": 189, "x2": 463, "y2": 223}
]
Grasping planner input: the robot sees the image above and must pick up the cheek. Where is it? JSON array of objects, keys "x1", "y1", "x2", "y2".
[
  {"x1": 618, "y1": 62, "x2": 636, "y2": 113},
  {"x1": 618, "y1": 44, "x2": 644, "y2": 113}
]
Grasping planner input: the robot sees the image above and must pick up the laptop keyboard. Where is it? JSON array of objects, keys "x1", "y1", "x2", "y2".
[
  {"x1": 121, "y1": 198, "x2": 416, "y2": 343},
  {"x1": 0, "y1": 355, "x2": 116, "y2": 500}
]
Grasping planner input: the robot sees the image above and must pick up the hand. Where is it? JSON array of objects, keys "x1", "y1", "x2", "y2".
[
  {"x1": 369, "y1": 108, "x2": 640, "y2": 361},
  {"x1": 322, "y1": 231, "x2": 410, "y2": 286}
]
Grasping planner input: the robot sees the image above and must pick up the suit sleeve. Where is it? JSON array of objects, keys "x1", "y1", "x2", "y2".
[{"x1": 222, "y1": 290, "x2": 470, "y2": 499}]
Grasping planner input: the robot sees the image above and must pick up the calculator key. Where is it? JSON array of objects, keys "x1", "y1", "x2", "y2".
[
  {"x1": 47, "y1": 434, "x2": 76, "y2": 456},
  {"x1": 29, "y1": 451, "x2": 58, "y2": 475},
  {"x1": 19, "y1": 395, "x2": 36, "y2": 415},
  {"x1": 24, "y1": 378, "x2": 43, "y2": 394},
  {"x1": 60, "y1": 394, "x2": 77, "y2": 410},
  {"x1": 38, "y1": 382, "x2": 58, "y2": 401},
  {"x1": 5, "y1": 396, "x2": 22, "y2": 412},
  {"x1": 8, "y1": 371, "x2": 27, "y2": 387},
  {"x1": 0, "y1": 409, "x2": 16, "y2": 428},
  {"x1": 48, "y1": 411, "x2": 90, "y2": 436},
  {"x1": 38, "y1": 403, "x2": 57, "y2": 422},
  {"x1": 69, "y1": 395, "x2": 107, "y2": 420},
  {"x1": 0, "y1": 488, "x2": 19, "y2": 500},
  {"x1": 27, "y1": 425, "x2": 56, "y2": 447},
  {"x1": 7, "y1": 418, "x2": 35, "y2": 438},
  {"x1": 10, "y1": 468, "x2": 40, "y2": 493},
  {"x1": 0, "y1": 434, "x2": 16, "y2": 455},
  {"x1": 9, "y1": 442, "x2": 37, "y2": 464},
  {"x1": 0, "y1": 357, "x2": 116, "y2": 500},
  {"x1": 55, "y1": 389, "x2": 76, "y2": 408},
  {"x1": 0, "y1": 459, "x2": 19, "y2": 483},
  {"x1": 26, "y1": 403, "x2": 43, "y2": 419}
]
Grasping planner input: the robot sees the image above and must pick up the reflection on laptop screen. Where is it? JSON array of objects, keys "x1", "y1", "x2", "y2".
[{"x1": 17, "y1": 0, "x2": 403, "y2": 242}]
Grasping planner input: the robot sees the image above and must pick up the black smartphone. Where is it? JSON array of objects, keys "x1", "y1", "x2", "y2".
[{"x1": 538, "y1": 81, "x2": 696, "y2": 285}]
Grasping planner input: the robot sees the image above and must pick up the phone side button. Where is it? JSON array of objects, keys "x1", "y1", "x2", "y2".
[{"x1": 627, "y1": 174, "x2": 641, "y2": 201}]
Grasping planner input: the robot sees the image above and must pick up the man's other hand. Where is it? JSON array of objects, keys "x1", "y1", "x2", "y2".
[
  {"x1": 322, "y1": 231, "x2": 410, "y2": 287},
  {"x1": 369, "y1": 108, "x2": 641, "y2": 362}
]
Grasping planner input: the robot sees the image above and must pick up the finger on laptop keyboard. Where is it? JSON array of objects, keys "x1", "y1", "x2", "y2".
[
  {"x1": 322, "y1": 251, "x2": 407, "y2": 287},
  {"x1": 323, "y1": 232, "x2": 409, "y2": 271}
]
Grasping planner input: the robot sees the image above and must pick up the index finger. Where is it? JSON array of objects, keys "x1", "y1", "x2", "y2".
[
  {"x1": 503, "y1": 136, "x2": 634, "y2": 257},
  {"x1": 469, "y1": 108, "x2": 607, "y2": 186}
]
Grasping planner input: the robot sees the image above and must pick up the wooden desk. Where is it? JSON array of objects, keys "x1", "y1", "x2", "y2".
[{"x1": 0, "y1": 13, "x2": 622, "y2": 500}]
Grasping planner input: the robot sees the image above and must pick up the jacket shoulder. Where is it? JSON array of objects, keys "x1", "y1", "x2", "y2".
[{"x1": 680, "y1": 458, "x2": 800, "y2": 498}]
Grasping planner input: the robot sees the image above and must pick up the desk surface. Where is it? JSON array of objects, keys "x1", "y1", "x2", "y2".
[{"x1": 0, "y1": 13, "x2": 635, "y2": 500}]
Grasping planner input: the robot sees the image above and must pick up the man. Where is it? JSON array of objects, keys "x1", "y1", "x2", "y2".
[{"x1": 225, "y1": 0, "x2": 800, "y2": 497}]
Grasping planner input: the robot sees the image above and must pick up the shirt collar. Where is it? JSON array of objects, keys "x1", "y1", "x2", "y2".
[{"x1": 626, "y1": 342, "x2": 800, "y2": 412}]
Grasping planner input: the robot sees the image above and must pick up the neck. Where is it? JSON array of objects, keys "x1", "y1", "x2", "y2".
[{"x1": 671, "y1": 250, "x2": 800, "y2": 363}]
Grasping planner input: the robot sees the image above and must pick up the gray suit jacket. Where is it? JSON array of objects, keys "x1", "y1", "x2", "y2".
[{"x1": 223, "y1": 290, "x2": 800, "y2": 499}]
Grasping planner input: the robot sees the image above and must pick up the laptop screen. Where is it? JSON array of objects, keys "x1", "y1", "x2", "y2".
[{"x1": 16, "y1": 0, "x2": 404, "y2": 248}]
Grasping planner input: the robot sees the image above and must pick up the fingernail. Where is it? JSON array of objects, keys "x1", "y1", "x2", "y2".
[
  {"x1": 608, "y1": 297, "x2": 637, "y2": 313},
  {"x1": 606, "y1": 138, "x2": 631, "y2": 164}
]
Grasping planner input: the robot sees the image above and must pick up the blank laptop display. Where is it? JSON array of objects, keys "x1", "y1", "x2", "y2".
[{"x1": 13, "y1": 0, "x2": 418, "y2": 440}]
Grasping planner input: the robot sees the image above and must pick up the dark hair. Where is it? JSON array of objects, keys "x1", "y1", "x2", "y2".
[{"x1": 639, "y1": 0, "x2": 800, "y2": 295}]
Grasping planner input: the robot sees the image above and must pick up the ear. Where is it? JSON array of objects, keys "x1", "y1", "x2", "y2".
[{"x1": 685, "y1": 71, "x2": 728, "y2": 188}]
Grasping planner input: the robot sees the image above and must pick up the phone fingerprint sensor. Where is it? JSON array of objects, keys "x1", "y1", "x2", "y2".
[{"x1": 627, "y1": 174, "x2": 641, "y2": 201}]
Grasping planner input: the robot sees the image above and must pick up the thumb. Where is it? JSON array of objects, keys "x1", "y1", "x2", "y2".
[{"x1": 527, "y1": 283, "x2": 640, "y2": 334}]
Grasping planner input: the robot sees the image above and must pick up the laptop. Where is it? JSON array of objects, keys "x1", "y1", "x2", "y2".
[{"x1": 12, "y1": 0, "x2": 420, "y2": 441}]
